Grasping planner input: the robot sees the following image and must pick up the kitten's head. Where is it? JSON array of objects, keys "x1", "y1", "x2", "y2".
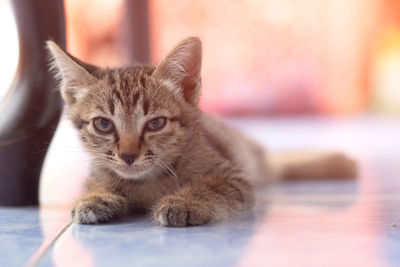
[{"x1": 47, "y1": 37, "x2": 202, "y2": 180}]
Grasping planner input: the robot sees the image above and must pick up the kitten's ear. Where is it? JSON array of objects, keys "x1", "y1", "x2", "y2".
[
  {"x1": 153, "y1": 37, "x2": 202, "y2": 105},
  {"x1": 46, "y1": 40, "x2": 98, "y2": 105}
]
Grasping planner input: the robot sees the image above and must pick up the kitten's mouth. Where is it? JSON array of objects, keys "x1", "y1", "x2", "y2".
[{"x1": 112, "y1": 163, "x2": 152, "y2": 179}]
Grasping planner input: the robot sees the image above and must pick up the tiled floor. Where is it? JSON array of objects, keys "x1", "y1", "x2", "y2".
[{"x1": 1, "y1": 116, "x2": 400, "y2": 267}]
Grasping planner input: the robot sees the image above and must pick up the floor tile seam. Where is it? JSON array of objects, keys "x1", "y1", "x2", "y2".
[{"x1": 26, "y1": 220, "x2": 73, "y2": 267}]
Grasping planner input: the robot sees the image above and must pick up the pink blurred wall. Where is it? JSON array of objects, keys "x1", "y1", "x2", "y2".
[{"x1": 63, "y1": 0, "x2": 400, "y2": 115}]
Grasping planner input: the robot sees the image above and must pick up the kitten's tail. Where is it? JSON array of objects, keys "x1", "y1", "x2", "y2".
[{"x1": 268, "y1": 151, "x2": 357, "y2": 180}]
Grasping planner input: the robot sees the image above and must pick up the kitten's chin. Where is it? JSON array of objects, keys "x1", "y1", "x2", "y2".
[{"x1": 112, "y1": 164, "x2": 154, "y2": 180}]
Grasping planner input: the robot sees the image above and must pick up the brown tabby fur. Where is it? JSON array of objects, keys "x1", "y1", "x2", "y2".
[{"x1": 47, "y1": 37, "x2": 357, "y2": 227}]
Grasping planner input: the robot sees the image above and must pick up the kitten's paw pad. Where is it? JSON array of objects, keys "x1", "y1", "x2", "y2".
[
  {"x1": 71, "y1": 194, "x2": 127, "y2": 224},
  {"x1": 153, "y1": 196, "x2": 209, "y2": 227}
]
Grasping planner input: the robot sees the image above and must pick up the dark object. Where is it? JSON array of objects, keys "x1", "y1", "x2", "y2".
[
  {"x1": 124, "y1": 0, "x2": 151, "y2": 64},
  {"x1": 0, "y1": 0, "x2": 66, "y2": 205}
]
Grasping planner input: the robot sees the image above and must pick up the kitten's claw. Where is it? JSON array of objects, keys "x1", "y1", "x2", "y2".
[{"x1": 71, "y1": 194, "x2": 127, "y2": 224}]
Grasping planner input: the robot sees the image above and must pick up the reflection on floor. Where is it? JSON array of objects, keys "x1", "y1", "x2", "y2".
[{"x1": 1, "y1": 116, "x2": 400, "y2": 267}]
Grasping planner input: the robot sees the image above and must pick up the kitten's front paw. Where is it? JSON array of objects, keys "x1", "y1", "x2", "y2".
[
  {"x1": 71, "y1": 194, "x2": 128, "y2": 224},
  {"x1": 153, "y1": 196, "x2": 211, "y2": 227}
]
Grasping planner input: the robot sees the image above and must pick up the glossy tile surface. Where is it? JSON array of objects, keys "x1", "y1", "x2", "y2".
[
  {"x1": 0, "y1": 207, "x2": 70, "y2": 267},
  {"x1": 1, "y1": 116, "x2": 400, "y2": 266},
  {"x1": 0, "y1": 208, "x2": 44, "y2": 267},
  {"x1": 35, "y1": 194, "x2": 400, "y2": 267}
]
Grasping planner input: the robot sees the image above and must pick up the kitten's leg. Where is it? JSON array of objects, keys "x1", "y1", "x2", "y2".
[
  {"x1": 71, "y1": 192, "x2": 129, "y2": 224},
  {"x1": 153, "y1": 176, "x2": 254, "y2": 227}
]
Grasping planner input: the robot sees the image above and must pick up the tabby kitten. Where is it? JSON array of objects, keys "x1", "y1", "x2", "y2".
[{"x1": 47, "y1": 37, "x2": 356, "y2": 227}]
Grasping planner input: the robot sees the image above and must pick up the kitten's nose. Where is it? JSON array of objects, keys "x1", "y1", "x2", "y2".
[{"x1": 119, "y1": 153, "x2": 138, "y2": 165}]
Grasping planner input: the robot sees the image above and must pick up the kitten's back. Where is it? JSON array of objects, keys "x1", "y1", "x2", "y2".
[
  {"x1": 200, "y1": 114, "x2": 357, "y2": 184},
  {"x1": 200, "y1": 114, "x2": 270, "y2": 183}
]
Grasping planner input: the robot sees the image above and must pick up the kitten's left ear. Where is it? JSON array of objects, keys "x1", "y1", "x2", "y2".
[
  {"x1": 152, "y1": 37, "x2": 202, "y2": 105},
  {"x1": 47, "y1": 40, "x2": 99, "y2": 105}
]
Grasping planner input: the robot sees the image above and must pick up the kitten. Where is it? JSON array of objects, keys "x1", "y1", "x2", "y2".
[{"x1": 47, "y1": 37, "x2": 356, "y2": 227}]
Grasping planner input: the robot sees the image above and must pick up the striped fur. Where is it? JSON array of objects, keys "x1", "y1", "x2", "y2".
[{"x1": 47, "y1": 37, "x2": 356, "y2": 227}]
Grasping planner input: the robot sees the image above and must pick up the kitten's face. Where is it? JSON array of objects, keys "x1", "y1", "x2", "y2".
[
  {"x1": 76, "y1": 70, "x2": 189, "y2": 179},
  {"x1": 48, "y1": 37, "x2": 202, "y2": 180}
]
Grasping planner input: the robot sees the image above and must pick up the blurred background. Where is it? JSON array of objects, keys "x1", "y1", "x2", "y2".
[{"x1": 1, "y1": 0, "x2": 400, "y2": 115}]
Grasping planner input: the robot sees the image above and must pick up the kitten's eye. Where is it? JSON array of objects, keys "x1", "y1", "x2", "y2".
[
  {"x1": 147, "y1": 117, "x2": 166, "y2": 131},
  {"x1": 93, "y1": 117, "x2": 114, "y2": 134}
]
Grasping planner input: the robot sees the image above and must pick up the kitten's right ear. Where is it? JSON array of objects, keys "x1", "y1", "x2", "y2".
[
  {"x1": 46, "y1": 40, "x2": 98, "y2": 105},
  {"x1": 152, "y1": 37, "x2": 202, "y2": 105}
]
